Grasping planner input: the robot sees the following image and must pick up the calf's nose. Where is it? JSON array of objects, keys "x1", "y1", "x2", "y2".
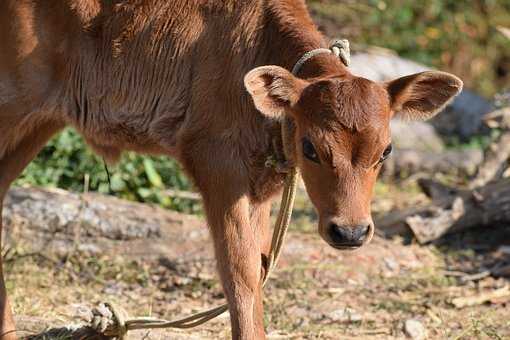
[{"x1": 328, "y1": 223, "x2": 370, "y2": 248}]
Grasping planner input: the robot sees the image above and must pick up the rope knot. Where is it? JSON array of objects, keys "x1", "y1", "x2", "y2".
[
  {"x1": 90, "y1": 302, "x2": 128, "y2": 339},
  {"x1": 329, "y1": 39, "x2": 350, "y2": 67}
]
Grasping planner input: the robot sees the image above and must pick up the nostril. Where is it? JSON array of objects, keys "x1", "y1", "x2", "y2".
[
  {"x1": 328, "y1": 223, "x2": 349, "y2": 244},
  {"x1": 328, "y1": 223, "x2": 371, "y2": 247},
  {"x1": 354, "y1": 224, "x2": 370, "y2": 242}
]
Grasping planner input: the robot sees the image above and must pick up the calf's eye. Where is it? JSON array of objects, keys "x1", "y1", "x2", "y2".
[
  {"x1": 379, "y1": 144, "x2": 392, "y2": 163},
  {"x1": 302, "y1": 138, "x2": 320, "y2": 164}
]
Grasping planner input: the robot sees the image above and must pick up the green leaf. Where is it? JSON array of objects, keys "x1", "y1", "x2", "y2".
[{"x1": 143, "y1": 159, "x2": 163, "y2": 188}]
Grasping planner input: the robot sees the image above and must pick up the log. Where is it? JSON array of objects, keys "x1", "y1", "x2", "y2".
[
  {"x1": 377, "y1": 178, "x2": 510, "y2": 243},
  {"x1": 451, "y1": 286, "x2": 510, "y2": 308},
  {"x1": 3, "y1": 186, "x2": 211, "y2": 261},
  {"x1": 381, "y1": 120, "x2": 484, "y2": 178},
  {"x1": 471, "y1": 107, "x2": 510, "y2": 188},
  {"x1": 378, "y1": 105, "x2": 510, "y2": 241},
  {"x1": 382, "y1": 148, "x2": 483, "y2": 178}
]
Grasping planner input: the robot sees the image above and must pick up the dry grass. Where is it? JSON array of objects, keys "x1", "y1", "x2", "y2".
[{"x1": 6, "y1": 183, "x2": 510, "y2": 339}]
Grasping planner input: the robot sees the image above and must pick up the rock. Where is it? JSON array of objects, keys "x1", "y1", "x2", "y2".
[
  {"x1": 433, "y1": 90, "x2": 493, "y2": 141},
  {"x1": 404, "y1": 319, "x2": 426, "y2": 340},
  {"x1": 383, "y1": 257, "x2": 399, "y2": 272},
  {"x1": 351, "y1": 51, "x2": 493, "y2": 140},
  {"x1": 350, "y1": 51, "x2": 429, "y2": 82},
  {"x1": 326, "y1": 307, "x2": 362, "y2": 323},
  {"x1": 391, "y1": 120, "x2": 444, "y2": 153}
]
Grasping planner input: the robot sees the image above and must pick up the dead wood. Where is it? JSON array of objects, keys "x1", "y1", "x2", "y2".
[
  {"x1": 163, "y1": 189, "x2": 202, "y2": 201},
  {"x1": 471, "y1": 107, "x2": 510, "y2": 188},
  {"x1": 377, "y1": 178, "x2": 510, "y2": 243},
  {"x1": 492, "y1": 264, "x2": 510, "y2": 277},
  {"x1": 3, "y1": 186, "x2": 211, "y2": 262},
  {"x1": 378, "y1": 106, "x2": 510, "y2": 242},
  {"x1": 382, "y1": 148, "x2": 483, "y2": 178},
  {"x1": 451, "y1": 286, "x2": 510, "y2": 308}
]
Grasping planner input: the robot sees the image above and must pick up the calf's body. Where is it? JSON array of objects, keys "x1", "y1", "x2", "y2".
[
  {"x1": 0, "y1": 1, "x2": 340, "y2": 338},
  {"x1": 0, "y1": 1, "x2": 462, "y2": 339}
]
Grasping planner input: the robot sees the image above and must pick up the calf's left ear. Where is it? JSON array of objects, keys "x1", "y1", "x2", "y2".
[
  {"x1": 385, "y1": 71, "x2": 463, "y2": 121},
  {"x1": 244, "y1": 66, "x2": 307, "y2": 119}
]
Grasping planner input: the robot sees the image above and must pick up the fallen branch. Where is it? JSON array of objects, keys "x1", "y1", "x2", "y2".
[
  {"x1": 491, "y1": 262, "x2": 510, "y2": 278},
  {"x1": 471, "y1": 107, "x2": 510, "y2": 188},
  {"x1": 405, "y1": 196, "x2": 465, "y2": 243},
  {"x1": 383, "y1": 148, "x2": 482, "y2": 178},
  {"x1": 162, "y1": 189, "x2": 202, "y2": 201},
  {"x1": 458, "y1": 270, "x2": 491, "y2": 283},
  {"x1": 443, "y1": 270, "x2": 491, "y2": 282},
  {"x1": 451, "y1": 286, "x2": 510, "y2": 308},
  {"x1": 377, "y1": 178, "x2": 510, "y2": 243}
]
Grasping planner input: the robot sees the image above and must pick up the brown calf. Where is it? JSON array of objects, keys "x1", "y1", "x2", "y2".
[{"x1": 0, "y1": 1, "x2": 462, "y2": 339}]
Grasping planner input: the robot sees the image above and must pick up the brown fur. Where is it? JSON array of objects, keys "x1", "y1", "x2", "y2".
[{"x1": 0, "y1": 1, "x2": 462, "y2": 339}]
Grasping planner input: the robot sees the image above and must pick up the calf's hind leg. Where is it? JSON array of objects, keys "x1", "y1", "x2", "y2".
[{"x1": 0, "y1": 120, "x2": 64, "y2": 339}]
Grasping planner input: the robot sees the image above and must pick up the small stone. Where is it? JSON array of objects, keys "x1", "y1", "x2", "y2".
[
  {"x1": 384, "y1": 257, "x2": 399, "y2": 271},
  {"x1": 174, "y1": 276, "x2": 192, "y2": 286},
  {"x1": 77, "y1": 243, "x2": 101, "y2": 254},
  {"x1": 327, "y1": 307, "x2": 362, "y2": 323},
  {"x1": 404, "y1": 319, "x2": 426, "y2": 340},
  {"x1": 102, "y1": 281, "x2": 124, "y2": 295}
]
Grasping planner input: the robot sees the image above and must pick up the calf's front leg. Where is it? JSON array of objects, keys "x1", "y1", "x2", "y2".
[
  {"x1": 181, "y1": 132, "x2": 270, "y2": 339},
  {"x1": 202, "y1": 189, "x2": 265, "y2": 340},
  {"x1": 250, "y1": 201, "x2": 272, "y2": 337}
]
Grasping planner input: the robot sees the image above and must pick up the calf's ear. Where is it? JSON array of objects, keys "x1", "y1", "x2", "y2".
[
  {"x1": 385, "y1": 71, "x2": 463, "y2": 121},
  {"x1": 244, "y1": 66, "x2": 307, "y2": 119}
]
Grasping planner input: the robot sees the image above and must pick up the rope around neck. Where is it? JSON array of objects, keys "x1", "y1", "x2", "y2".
[
  {"x1": 292, "y1": 39, "x2": 350, "y2": 75},
  {"x1": 87, "y1": 39, "x2": 350, "y2": 339}
]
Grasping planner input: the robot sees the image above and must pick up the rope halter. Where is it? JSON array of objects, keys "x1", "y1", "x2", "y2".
[{"x1": 292, "y1": 39, "x2": 350, "y2": 75}]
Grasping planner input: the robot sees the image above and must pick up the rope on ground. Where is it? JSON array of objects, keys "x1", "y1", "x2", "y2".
[{"x1": 89, "y1": 169, "x2": 298, "y2": 339}]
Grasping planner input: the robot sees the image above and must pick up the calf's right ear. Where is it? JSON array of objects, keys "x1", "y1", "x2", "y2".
[{"x1": 244, "y1": 66, "x2": 307, "y2": 119}]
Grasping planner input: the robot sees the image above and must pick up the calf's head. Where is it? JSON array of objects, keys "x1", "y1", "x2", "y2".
[{"x1": 245, "y1": 67, "x2": 462, "y2": 250}]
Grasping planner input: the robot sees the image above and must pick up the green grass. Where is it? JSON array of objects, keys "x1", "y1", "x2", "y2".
[{"x1": 16, "y1": 129, "x2": 199, "y2": 214}]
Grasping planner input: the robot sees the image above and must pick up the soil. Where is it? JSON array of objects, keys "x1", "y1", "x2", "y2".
[{"x1": 5, "y1": 187, "x2": 509, "y2": 340}]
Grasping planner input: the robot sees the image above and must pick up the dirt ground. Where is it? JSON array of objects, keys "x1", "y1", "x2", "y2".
[{"x1": 5, "y1": 184, "x2": 510, "y2": 340}]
